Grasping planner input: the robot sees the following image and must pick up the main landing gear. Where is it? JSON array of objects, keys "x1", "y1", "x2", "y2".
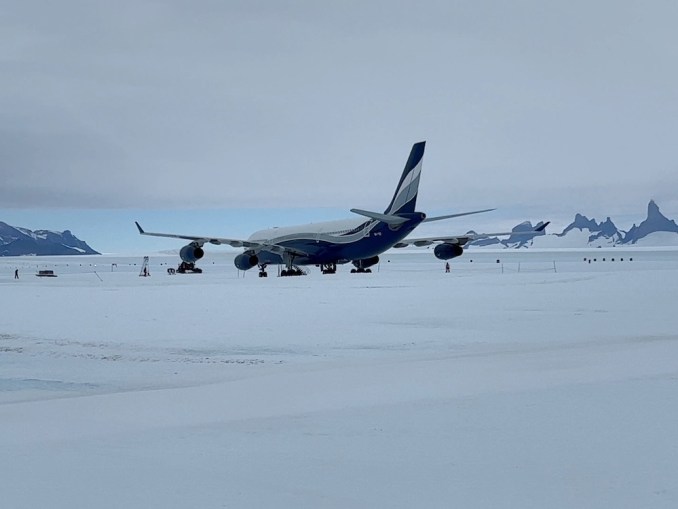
[
  {"x1": 350, "y1": 267, "x2": 372, "y2": 274},
  {"x1": 257, "y1": 261, "x2": 306, "y2": 277},
  {"x1": 281, "y1": 267, "x2": 305, "y2": 277},
  {"x1": 278, "y1": 253, "x2": 307, "y2": 277},
  {"x1": 350, "y1": 256, "x2": 378, "y2": 274},
  {"x1": 321, "y1": 263, "x2": 337, "y2": 275}
]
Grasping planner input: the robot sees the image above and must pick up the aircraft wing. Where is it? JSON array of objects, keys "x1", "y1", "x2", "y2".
[
  {"x1": 393, "y1": 222, "x2": 550, "y2": 248},
  {"x1": 134, "y1": 222, "x2": 309, "y2": 256}
]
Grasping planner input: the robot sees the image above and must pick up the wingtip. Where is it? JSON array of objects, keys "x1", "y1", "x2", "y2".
[
  {"x1": 535, "y1": 221, "x2": 550, "y2": 232},
  {"x1": 135, "y1": 221, "x2": 144, "y2": 234}
]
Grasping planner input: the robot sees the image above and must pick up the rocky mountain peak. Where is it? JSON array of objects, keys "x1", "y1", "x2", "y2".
[
  {"x1": 647, "y1": 199, "x2": 663, "y2": 221},
  {"x1": 623, "y1": 200, "x2": 678, "y2": 244},
  {"x1": 467, "y1": 200, "x2": 678, "y2": 248},
  {"x1": 0, "y1": 222, "x2": 99, "y2": 256}
]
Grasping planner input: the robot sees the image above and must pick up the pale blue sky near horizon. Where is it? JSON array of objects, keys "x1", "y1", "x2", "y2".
[
  {"x1": 0, "y1": 199, "x2": 672, "y2": 254},
  {"x1": 2, "y1": 0, "x2": 677, "y2": 253}
]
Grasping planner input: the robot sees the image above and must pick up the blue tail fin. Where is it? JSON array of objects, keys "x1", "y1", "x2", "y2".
[{"x1": 384, "y1": 141, "x2": 426, "y2": 215}]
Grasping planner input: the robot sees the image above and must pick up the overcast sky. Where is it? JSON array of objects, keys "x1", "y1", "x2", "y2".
[{"x1": 2, "y1": 1, "x2": 678, "y2": 252}]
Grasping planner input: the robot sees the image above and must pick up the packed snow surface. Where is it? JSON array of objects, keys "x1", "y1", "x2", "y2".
[{"x1": 1, "y1": 250, "x2": 678, "y2": 508}]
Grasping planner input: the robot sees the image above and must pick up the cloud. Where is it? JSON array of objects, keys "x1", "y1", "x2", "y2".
[{"x1": 1, "y1": 1, "x2": 677, "y2": 213}]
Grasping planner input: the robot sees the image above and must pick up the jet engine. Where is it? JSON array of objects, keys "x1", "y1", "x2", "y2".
[
  {"x1": 234, "y1": 252, "x2": 259, "y2": 271},
  {"x1": 180, "y1": 243, "x2": 204, "y2": 263},
  {"x1": 434, "y1": 243, "x2": 464, "y2": 260},
  {"x1": 352, "y1": 256, "x2": 380, "y2": 270}
]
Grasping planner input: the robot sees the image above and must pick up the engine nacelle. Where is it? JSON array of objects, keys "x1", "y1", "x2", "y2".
[
  {"x1": 352, "y1": 256, "x2": 380, "y2": 269},
  {"x1": 180, "y1": 243, "x2": 204, "y2": 263},
  {"x1": 434, "y1": 243, "x2": 464, "y2": 260},
  {"x1": 234, "y1": 252, "x2": 259, "y2": 271}
]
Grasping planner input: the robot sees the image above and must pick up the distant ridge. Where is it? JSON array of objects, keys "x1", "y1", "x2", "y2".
[
  {"x1": 557, "y1": 214, "x2": 623, "y2": 245},
  {"x1": 466, "y1": 221, "x2": 550, "y2": 248},
  {"x1": 468, "y1": 200, "x2": 678, "y2": 249},
  {"x1": 0, "y1": 222, "x2": 99, "y2": 256}
]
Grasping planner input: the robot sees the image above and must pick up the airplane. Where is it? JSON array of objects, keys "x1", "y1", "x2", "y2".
[{"x1": 135, "y1": 141, "x2": 548, "y2": 277}]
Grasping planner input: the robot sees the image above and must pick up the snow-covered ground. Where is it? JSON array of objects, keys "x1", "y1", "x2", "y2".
[{"x1": 1, "y1": 249, "x2": 678, "y2": 508}]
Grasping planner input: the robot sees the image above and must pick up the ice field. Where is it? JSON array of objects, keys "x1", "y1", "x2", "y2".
[{"x1": 2, "y1": 249, "x2": 678, "y2": 508}]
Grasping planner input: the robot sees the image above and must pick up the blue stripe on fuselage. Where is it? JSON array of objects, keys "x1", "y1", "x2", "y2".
[{"x1": 254, "y1": 213, "x2": 426, "y2": 266}]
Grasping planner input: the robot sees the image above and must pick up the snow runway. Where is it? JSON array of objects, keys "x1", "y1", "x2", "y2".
[{"x1": 1, "y1": 251, "x2": 677, "y2": 508}]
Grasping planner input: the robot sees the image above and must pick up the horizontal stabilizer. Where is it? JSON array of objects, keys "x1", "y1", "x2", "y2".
[
  {"x1": 423, "y1": 208, "x2": 495, "y2": 222},
  {"x1": 350, "y1": 209, "x2": 409, "y2": 225}
]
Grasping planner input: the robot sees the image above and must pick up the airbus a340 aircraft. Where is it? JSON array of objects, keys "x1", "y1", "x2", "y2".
[{"x1": 136, "y1": 141, "x2": 547, "y2": 276}]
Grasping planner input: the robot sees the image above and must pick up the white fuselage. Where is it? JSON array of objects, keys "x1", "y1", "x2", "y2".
[{"x1": 248, "y1": 218, "x2": 367, "y2": 243}]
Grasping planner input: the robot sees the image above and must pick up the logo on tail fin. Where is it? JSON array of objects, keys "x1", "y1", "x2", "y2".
[{"x1": 384, "y1": 141, "x2": 425, "y2": 215}]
